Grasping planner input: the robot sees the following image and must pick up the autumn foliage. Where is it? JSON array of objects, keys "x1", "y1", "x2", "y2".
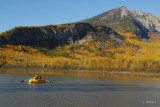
[{"x1": 1, "y1": 32, "x2": 160, "y2": 72}]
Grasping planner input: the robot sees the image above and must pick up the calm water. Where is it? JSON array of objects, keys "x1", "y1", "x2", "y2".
[{"x1": 0, "y1": 74, "x2": 160, "y2": 107}]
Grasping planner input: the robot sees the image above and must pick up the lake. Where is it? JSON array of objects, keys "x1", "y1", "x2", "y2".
[{"x1": 0, "y1": 74, "x2": 160, "y2": 107}]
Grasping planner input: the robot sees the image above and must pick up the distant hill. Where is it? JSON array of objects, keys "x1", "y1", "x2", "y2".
[
  {"x1": 0, "y1": 23, "x2": 123, "y2": 48},
  {"x1": 83, "y1": 6, "x2": 160, "y2": 39}
]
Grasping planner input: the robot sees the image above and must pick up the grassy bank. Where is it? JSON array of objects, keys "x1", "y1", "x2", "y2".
[{"x1": 1, "y1": 68, "x2": 160, "y2": 80}]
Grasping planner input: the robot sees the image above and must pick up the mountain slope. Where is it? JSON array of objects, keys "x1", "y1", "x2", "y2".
[
  {"x1": 0, "y1": 23, "x2": 123, "y2": 48},
  {"x1": 83, "y1": 6, "x2": 160, "y2": 39}
]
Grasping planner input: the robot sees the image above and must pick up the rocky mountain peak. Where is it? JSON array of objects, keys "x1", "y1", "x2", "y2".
[
  {"x1": 110, "y1": 6, "x2": 129, "y2": 18},
  {"x1": 83, "y1": 6, "x2": 160, "y2": 39},
  {"x1": 118, "y1": 6, "x2": 128, "y2": 9},
  {"x1": 111, "y1": 6, "x2": 128, "y2": 12},
  {"x1": 115, "y1": 6, "x2": 128, "y2": 12}
]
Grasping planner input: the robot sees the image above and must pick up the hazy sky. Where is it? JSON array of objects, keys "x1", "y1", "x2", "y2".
[{"x1": 0, "y1": 0, "x2": 160, "y2": 32}]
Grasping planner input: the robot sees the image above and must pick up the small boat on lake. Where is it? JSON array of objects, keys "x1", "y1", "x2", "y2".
[
  {"x1": 28, "y1": 75, "x2": 47, "y2": 84},
  {"x1": 28, "y1": 78, "x2": 46, "y2": 84}
]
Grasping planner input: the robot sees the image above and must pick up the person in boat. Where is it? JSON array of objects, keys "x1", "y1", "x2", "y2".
[
  {"x1": 33, "y1": 75, "x2": 39, "y2": 79},
  {"x1": 33, "y1": 75, "x2": 45, "y2": 81},
  {"x1": 39, "y1": 76, "x2": 42, "y2": 80},
  {"x1": 42, "y1": 77, "x2": 45, "y2": 81},
  {"x1": 39, "y1": 76, "x2": 45, "y2": 81}
]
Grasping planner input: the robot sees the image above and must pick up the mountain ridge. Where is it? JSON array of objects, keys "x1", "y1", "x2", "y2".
[
  {"x1": 0, "y1": 23, "x2": 123, "y2": 48},
  {"x1": 83, "y1": 6, "x2": 160, "y2": 39}
]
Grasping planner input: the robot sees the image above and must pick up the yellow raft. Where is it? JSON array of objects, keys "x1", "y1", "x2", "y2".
[{"x1": 28, "y1": 78, "x2": 47, "y2": 84}]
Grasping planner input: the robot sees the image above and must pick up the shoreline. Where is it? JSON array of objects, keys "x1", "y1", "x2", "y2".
[{"x1": 1, "y1": 68, "x2": 160, "y2": 78}]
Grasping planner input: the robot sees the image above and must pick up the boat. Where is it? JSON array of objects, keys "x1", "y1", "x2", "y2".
[
  {"x1": 28, "y1": 78, "x2": 47, "y2": 84},
  {"x1": 28, "y1": 75, "x2": 47, "y2": 84}
]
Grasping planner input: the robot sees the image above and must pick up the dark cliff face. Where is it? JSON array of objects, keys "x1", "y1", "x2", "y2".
[{"x1": 0, "y1": 23, "x2": 123, "y2": 48}]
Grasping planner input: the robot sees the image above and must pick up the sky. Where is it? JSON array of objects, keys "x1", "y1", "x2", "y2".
[{"x1": 0, "y1": 0, "x2": 160, "y2": 32}]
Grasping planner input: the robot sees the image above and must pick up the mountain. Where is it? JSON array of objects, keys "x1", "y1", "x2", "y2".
[
  {"x1": 83, "y1": 6, "x2": 160, "y2": 39},
  {"x1": 0, "y1": 23, "x2": 123, "y2": 48},
  {"x1": 1, "y1": 7, "x2": 160, "y2": 71}
]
